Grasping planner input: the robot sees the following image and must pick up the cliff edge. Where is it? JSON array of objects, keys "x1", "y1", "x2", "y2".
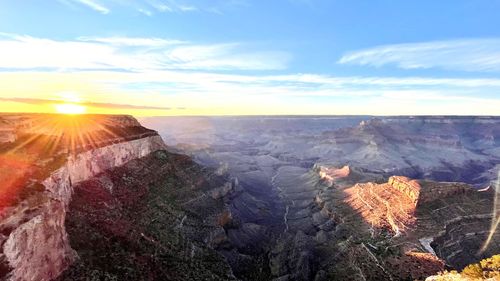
[{"x1": 0, "y1": 114, "x2": 236, "y2": 281}]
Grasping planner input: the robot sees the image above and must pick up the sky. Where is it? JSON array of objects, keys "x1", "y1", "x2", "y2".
[{"x1": 0, "y1": 0, "x2": 499, "y2": 116}]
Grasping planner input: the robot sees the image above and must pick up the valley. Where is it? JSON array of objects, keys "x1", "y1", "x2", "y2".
[{"x1": 142, "y1": 116, "x2": 500, "y2": 280}]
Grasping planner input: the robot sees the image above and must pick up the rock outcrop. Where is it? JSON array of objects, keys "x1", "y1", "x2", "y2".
[
  {"x1": 0, "y1": 114, "x2": 166, "y2": 281},
  {"x1": 329, "y1": 176, "x2": 498, "y2": 279},
  {"x1": 387, "y1": 176, "x2": 421, "y2": 205},
  {"x1": 387, "y1": 176, "x2": 470, "y2": 205},
  {"x1": 316, "y1": 165, "x2": 350, "y2": 186}
]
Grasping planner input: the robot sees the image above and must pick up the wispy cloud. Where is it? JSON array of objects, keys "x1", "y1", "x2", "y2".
[
  {"x1": 178, "y1": 5, "x2": 197, "y2": 12},
  {"x1": 146, "y1": 0, "x2": 173, "y2": 12},
  {"x1": 59, "y1": 0, "x2": 247, "y2": 15},
  {"x1": 0, "y1": 97, "x2": 172, "y2": 110},
  {"x1": 1, "y1": 32, "x2": 499, "y2": 115},
  {"x1": 0, "y1": 33, "x2": 290, "y2": 71},
  {"x1": 2, "y1": 69, "x2": 500, "y2": 115},
  {"x1": 79, "y1": 36, "x2": 186, "y2": 47},
  {"x1": 137, "y1": 8, "x2": 153, "y2": 16},
  {"x1": 70, "y1": 0, "x2": 110, "y2": 14},
  {"x1": 147, "y1": 0, "x2": 248, "y2": 14},
  {"x1": 147, "y1": 0, "x2": 198, "y2": 13},
  {"x1": 38, "y1": 70, "x2": 500, "y2": 100},
  {"x1": 339, "y1": 38, "x2": 500, "y2": 72},
  {"x1": 164, "y1": 43, "x2": 290, "y2": 70}
]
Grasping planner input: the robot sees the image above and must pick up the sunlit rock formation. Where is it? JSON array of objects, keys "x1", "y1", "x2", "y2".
[
  {"x1": 387, "y1": 176, "x2": 421, "y2": 205},
  {"x1": 335, "y1": 175, "x2": 498, "y2": 279},
  {"x1": 316, "y1": 165, "x2": 350, "y2": 186},
  {"x1": 0, "y1": 114, "x2": 237, "y2": 281},
  {"x1": 344, "y1": 179, "x2": 417, "y2": 236},
  {"x1": 0, "y1": 114, "x2": 165, "y2": 281}
]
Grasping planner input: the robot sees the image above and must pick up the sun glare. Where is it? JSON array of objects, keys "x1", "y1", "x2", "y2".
[{"x1": 55, "y1": 103, "x2": 87, "y2": 114}]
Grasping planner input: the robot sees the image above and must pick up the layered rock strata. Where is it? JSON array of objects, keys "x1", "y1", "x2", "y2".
[{"x1": 0, "y1": 114, "x2": 165, "y2": 281}]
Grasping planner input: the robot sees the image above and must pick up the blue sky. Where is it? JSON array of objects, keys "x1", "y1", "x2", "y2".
[{"x1": 0, "y1": 0, "x2": 499, "y2": 115}]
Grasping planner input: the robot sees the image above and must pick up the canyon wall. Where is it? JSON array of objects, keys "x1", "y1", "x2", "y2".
[
  {"x1": 58, "y1": 149, "x2": 237, "y2": 280},
  {"x1": 0, "y1": 114, "x2": 166, "y2": 281},
  {"x1": 43, "y1": 135, "x2": 165, "y2": 205}
]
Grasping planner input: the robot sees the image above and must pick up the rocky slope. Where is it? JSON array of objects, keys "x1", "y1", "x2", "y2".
[
  {"x1": 58, "y1": 150, "x2": 237, "y2": 281},
  {"x1": 316, "y1": 174, "x2": 497, "y2": 280},
  {"x1": 0, "y1": 114, "x2": 236, "y2": 281}
]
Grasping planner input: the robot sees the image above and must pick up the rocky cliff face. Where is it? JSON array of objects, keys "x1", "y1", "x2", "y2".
[
  {"x1": 0, "y1": 114, "x2": 168, "y2": 281},
  {"x1": 58, "y1": 150, "x2": 237, "y2": 281}
]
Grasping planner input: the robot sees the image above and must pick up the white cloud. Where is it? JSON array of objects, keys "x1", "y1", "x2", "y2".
[
  {"x1": 71, "y1": 0, "x2": 110, "y2": 14},
  {"x1": 164, "y1": 43, "x2": 290, "y2": 70},
  {"x1": 267, "y1": 74, "x2": 500, "y2": 88},
  {"x1": 59, "y1": 0, "x2": 244, "y2": 15},
  {"x1": 78, "y1": 36, "x2": 185, "y2": 47},
  {"x1": 138, "y1": 8, "x2": 153, "y2": 16},
  {"x1": 67, "y1": 70, "x2": 500, "y2": 101},
  {"x1": 178, "y1": 5, "x2": 197, "y2": 11},
  {"x1": 148, "y1": 0, "x2": 198, "y2": 13},
  {"x1": 339, "y1": 38, "x2": 500, "y2": 72},
  {"x1": 0, "y1": 34, "x2": 290, "y2": 71},
  {"x1": 1, "y1": 33, "x2": 499, "y2": 115},
  {"x1": 146, "y1": 1, "x2": 173, "y2": 12}
]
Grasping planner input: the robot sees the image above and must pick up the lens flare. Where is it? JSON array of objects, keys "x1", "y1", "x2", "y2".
[{"x1": 480, "y1": 170, "x2": 500, "y2": 253}]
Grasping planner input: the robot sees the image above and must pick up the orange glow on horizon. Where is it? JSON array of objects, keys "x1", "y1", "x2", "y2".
[{"x1": 0, "y1": 114, "x2": 127, "y2": 212}]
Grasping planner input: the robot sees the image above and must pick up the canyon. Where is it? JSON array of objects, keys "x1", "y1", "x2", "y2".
[
  {"x1": 0, "y1": 114, "x2": 498, "y2": 280},
  {"x1": 0, "y1": 114, "x2": 235, "y2": 281},
  {"x1": 142, "y1": 116, "x2": 500, "y2": 280}
]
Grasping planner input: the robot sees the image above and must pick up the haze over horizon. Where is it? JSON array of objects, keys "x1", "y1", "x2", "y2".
[{"x1": 1, "y1": 0, "x2": 500, "y2": 116}]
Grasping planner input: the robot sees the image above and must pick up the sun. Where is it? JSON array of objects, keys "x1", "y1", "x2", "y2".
[{"x1": 55, "y1": 103, "x2": 87, "y2": 114}]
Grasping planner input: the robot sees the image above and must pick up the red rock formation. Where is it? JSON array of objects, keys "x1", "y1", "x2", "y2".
[
  {"x1": 344, "y1": 181, "x2": 417, "y2": 236},
  {"x1": 388, "y1": 176, "x2": 421, "y2": 205}
]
